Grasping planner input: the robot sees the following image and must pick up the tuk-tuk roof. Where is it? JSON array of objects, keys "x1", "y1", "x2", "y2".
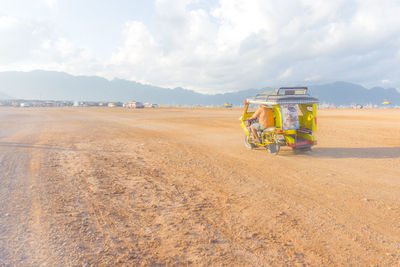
[{"x1": 246, "y1": 87, "x2": 319, "y2": 105}]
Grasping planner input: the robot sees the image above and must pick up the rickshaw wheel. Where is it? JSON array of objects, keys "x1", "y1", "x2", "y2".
[
  {"x1": 244, "y1": 134, "x2": 256, "y2": 149},
  {"x1": 267, "y1": 143, "x2": 280, "y2": 155}
]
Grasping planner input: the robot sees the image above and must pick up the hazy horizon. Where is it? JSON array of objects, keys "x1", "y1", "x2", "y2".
[{"x1": 1, "y1": 70, "x2": 399, "y2": 106}]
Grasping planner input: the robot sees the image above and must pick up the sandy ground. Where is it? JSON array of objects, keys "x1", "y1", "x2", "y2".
[{"x1": 0, "y1": 107, "x2": 399, "y2": 266}]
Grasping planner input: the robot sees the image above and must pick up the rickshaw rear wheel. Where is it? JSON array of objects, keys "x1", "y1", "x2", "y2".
[
  {"x1": 244, "y1": 134, "x2": 256, "y2": 149},
  {"x1": 267, "y1": 143, "x2": 280, "y2": 155}
]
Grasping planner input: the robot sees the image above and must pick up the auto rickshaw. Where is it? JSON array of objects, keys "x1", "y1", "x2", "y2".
[{"x1": 239, "y1": 87, "x2": 319, "y2": 155}]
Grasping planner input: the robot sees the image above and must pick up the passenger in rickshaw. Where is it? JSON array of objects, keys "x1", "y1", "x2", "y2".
[{"x1": 248, "y1": 104, "x2": 274, "y2": 143}]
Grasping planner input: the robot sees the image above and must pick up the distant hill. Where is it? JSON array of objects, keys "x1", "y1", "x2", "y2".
[
  {"x1": 308, "y1": 82, "x2": 400, "y2": 105},
  {"x1": 0, "y1": 70, "x2": 399, "y2": 105}
]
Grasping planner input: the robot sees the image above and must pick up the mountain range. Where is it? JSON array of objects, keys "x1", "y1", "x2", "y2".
[{"x1": 0, "y1": 70, "x2": 399, "y2": 105}]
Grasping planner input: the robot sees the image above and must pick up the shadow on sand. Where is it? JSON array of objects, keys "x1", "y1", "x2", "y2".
[
  {"x1": 308, "y1": 147, "x2": 400, "y2": 159},
  {"x1": 0, "y1": 142, "x2": 122, "y2": 153}
]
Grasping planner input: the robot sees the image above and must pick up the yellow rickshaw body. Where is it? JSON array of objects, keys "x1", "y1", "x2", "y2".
[{"x1": 239, "y1": 87, "x2": 319, "y2": 153}]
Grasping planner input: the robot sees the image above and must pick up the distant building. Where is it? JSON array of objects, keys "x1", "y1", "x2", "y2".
[
  {"x1": 125, "y1": 101, "x2": 145, "y2": 109},
  {"x1": 20, "y1": 102, "x2": 32, "y2": 107}
]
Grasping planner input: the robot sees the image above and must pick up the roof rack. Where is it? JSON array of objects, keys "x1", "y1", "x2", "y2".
[{"x1": 248, "y1": 87, "x2": 319, "y2": 105}]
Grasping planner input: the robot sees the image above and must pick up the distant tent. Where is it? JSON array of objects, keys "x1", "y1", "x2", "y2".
[
  {"x1": 224, "y1": 103, "x2": 232, "y2": 108},
  {"x1": 382, "y1": 99, "x2": 391, "y2": 105}
]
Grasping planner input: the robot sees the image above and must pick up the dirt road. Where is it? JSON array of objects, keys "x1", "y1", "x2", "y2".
[{"x1": 0, "y1": 107, "x2": 399, "y2": 266}]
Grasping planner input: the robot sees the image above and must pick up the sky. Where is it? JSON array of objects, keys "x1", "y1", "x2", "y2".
[{"x1": 1, "y1": 0, "x2": 400, "y2": 93}]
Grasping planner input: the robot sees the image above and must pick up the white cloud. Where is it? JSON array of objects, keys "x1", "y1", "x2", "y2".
[
  {"x1": 278, "y1": 68, "x2": 293, "y2": 80},
  {"x1": 3, "y1": 0, "x2": 400, "y2": 93},
  {"x1": 43, "y1": 0, "x2": 58, "y2": 8},
  {"x1": 0, "y1": 15, "x2": 99, "y2": 75},
  {"x1": 106, "y1": 0, "x2": 400, "y2": 92},
  {"x1": 0, "y1": 16, "x2": 50, "y2": 64},
  {"x1": 0, "y1": 16, "x2": 19, "y2": 30}
]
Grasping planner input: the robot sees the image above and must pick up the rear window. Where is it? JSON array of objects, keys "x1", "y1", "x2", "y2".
[{"x1": 247, "y1": 103, "x2": 259, "y2": 114}]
